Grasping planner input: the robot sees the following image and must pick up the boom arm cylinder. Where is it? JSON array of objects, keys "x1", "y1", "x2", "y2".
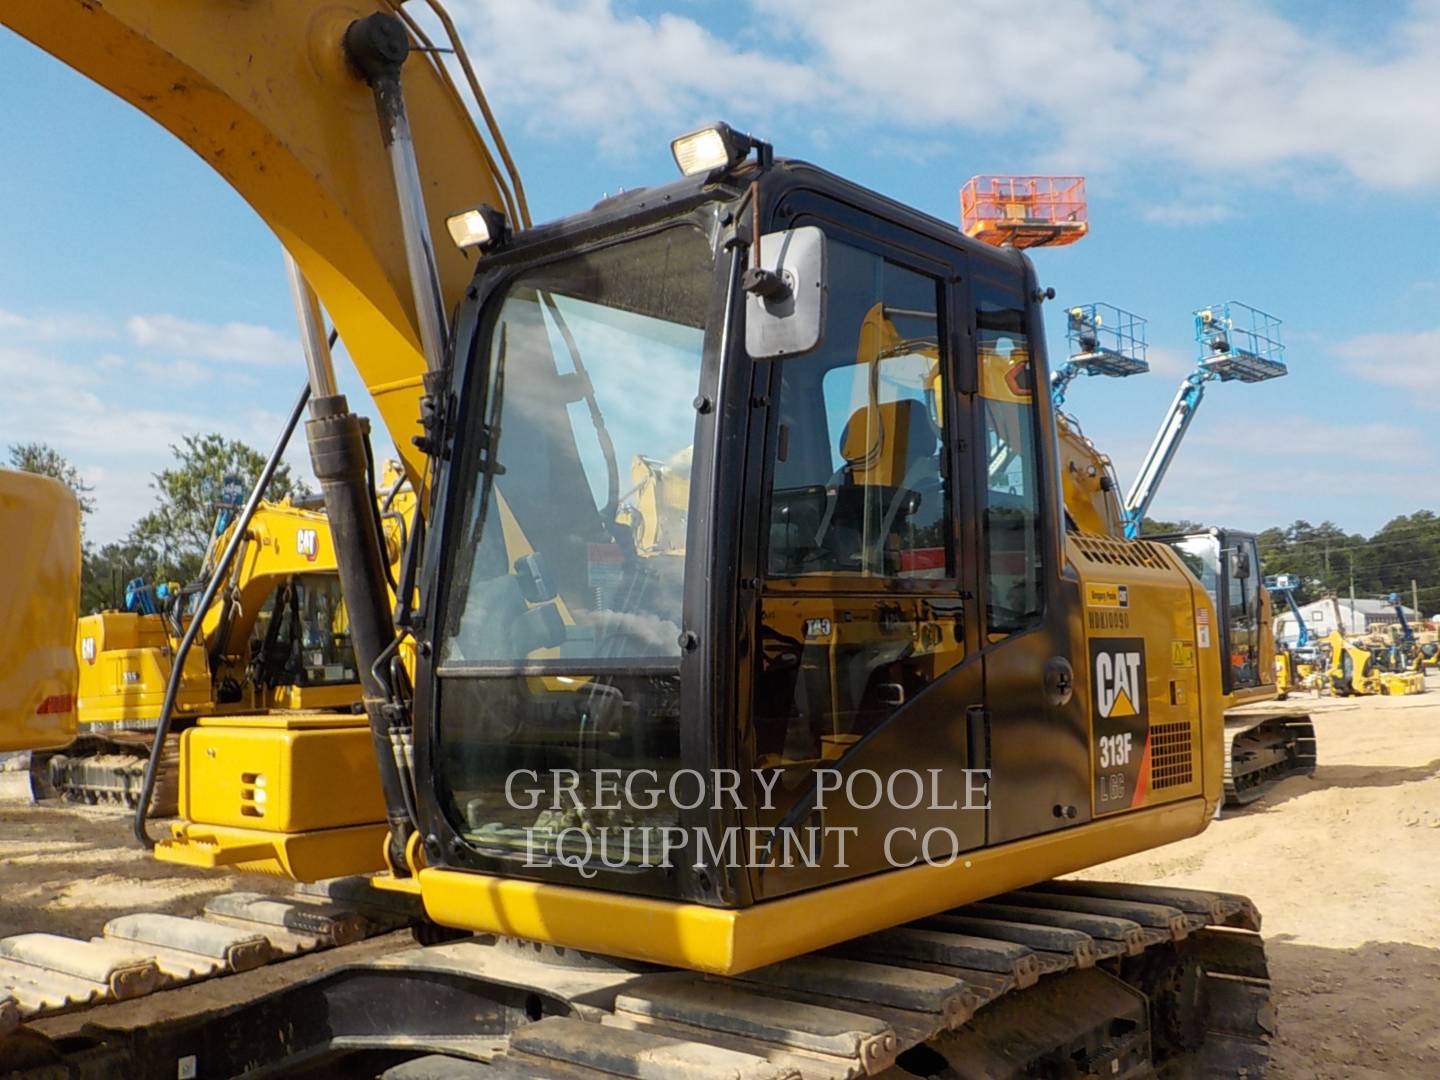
[
  {"x1": 344, "y1": 13, "x2": 450, "y2": 375},
  {"x1": 305, "y1": 394, "x2": 415, "y2": 874}
]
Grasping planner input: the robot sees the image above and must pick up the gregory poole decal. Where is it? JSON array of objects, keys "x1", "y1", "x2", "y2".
[{"x1": 1090, "y1": 637, "x2": 1150, "y2": 814}]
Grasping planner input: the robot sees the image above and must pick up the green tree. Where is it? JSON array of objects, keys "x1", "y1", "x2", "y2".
[
  {"x1": 1364, "y1": 512, "x2": 1440, "y2": 613},
  {"x1": 1138, "y1": 517, "x2": 1203, "y2": 536},
  {"x1": 80, "y1": 536, "x2": 165, "y2": 615},
  {"x1": 7, "y1": 441, "x2": 95, "y2": 517},
  {"x1": 131, "y1": 433, "x2": 308, "y2": 582},
  {"x1": 1256, "y1": 520, "x2": 1363, "y2": 603}
]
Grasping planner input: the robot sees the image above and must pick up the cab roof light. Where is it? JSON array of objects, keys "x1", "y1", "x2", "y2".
[
  {"x1": 671, "y1": 121, "x2": 772, "y2": 177},
  {"x1": 446, "y1": 203, "x2": 511, "y2": 253}
]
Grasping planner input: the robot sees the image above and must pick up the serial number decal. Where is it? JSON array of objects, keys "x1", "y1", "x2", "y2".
[
  {"x1": 1090, "y1": 637, "x2": 1149, "y2": 815},
  {"x1": 1088, "y1": 609, "x2": 1131, "y2": 630}
]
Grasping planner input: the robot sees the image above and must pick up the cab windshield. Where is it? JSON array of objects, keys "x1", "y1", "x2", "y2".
[{"x1": 436, "y1": 224, "x2": 714, "y2": 865}]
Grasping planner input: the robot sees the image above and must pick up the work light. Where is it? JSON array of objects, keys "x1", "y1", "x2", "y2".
[
  {"x1": 671, "y1": 122, "x2": 767, "y2": 176},
  {"x1": 445, "y1": 203, "x2": 509, "y2": 253}
]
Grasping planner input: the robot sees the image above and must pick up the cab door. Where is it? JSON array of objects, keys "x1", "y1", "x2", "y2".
[
  {"x1": 739, "y1": 204, "x2": 987, "y2": 901},
  {"x1": 968, "y1": 259, "x2": 1092, "y2": 843}
]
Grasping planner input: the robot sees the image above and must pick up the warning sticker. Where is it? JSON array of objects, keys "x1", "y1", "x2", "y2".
[
  {"x1": 1171, "y1": 641, "x2": 1195, "y2": 669},
  {"x1": 1196, "y1": 607, "x2": 1212, "y2": 649},
  {"x1": 1091, "y1": 637, "x2": 1149, "y2": 815},
  {"x1": 1086, "y1": 583, "x2": 1130, "y2": 609}
]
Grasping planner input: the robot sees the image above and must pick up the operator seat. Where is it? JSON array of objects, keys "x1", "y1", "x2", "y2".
[{"x1": 817, "y1": 399, "x2": 938, "y2": 571}]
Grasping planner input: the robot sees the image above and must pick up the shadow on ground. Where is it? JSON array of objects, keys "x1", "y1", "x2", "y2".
[{"x1": 1230, "y1": 757, "x2": 1440, "y2": 813}]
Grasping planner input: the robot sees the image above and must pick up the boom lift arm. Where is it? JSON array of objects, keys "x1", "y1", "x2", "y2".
[
  {"x1": 1123, "y1": 302, "x2": 1287, "y2": 537},
  {"x1": 1387, "y1": 592, "x2": 1416, "y2": 647},
  {"x1": 1266, "y1": 574, "x2": 1311, "y2": 649}
]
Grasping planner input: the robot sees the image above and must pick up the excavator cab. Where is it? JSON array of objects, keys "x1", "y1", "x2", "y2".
[{"x1": 396, "y1": 151, "x2": 1219, "y2": 944}]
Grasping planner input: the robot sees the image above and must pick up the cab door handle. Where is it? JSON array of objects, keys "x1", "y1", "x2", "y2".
[{"x1": 966, "y1": 705, "x2": 989, "y2": 771}]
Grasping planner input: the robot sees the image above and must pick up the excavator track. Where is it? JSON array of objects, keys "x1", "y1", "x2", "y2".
[
  {"x1": 32, "y1": 732, "x2": 180, "y2": 814},
  {"x1": 1, "y1": 880, "x2": 1271, "y2": 1078},
  {"x1": 1222, "y1": 712, "x2": 1318, "y2": 807}
]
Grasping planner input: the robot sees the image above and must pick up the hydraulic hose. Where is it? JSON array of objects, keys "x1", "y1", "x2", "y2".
[{"x1": 132, "y1": 381, "x2": 311, "y2": 848}]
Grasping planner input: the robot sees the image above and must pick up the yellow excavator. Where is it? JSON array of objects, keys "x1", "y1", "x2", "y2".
[
  {"x1": 0, "y1": 3, "x2": 1275, "y2": 1075},
  {"x1": 1148, "y1": 531, "x2": 1319, "y2": 804},
  {"x1": 43, "y1": 478, "x2": 414, "y2": 808}
]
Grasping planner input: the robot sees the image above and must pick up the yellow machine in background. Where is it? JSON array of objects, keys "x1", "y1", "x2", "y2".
[
  {"x1": 49, "y1": 471, "x2": 415, "y2": 808},
  {"x1": 0, "y1": 471, "x2": 80, "y2": 754},
  {"x1": 77, "y1": 500, "x2": 364, "y2": 725},
  {"x1": 1323, "y1": 629, "x2": 1381, "y2": 696}
]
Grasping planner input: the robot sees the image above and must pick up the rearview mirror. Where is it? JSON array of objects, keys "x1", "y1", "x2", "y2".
[{"x1": 745, "y1": 226, "x2": 827, "y2": 360}]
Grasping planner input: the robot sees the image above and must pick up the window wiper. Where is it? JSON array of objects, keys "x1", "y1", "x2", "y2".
[{"x1": 470, "y1": 324, "x2": 508, "y2": 560}]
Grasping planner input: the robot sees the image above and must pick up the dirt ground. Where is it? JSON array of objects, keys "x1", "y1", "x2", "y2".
[
  {"x1": 4, "y1": 690, "x2": 1440, "y2": 1077},
  {"x1": 1093, "y1": 685, "x2": 1440, "y2": 1078},
  {"x1": 0, "y1": 801, "x2": 294, "y2": 939}
]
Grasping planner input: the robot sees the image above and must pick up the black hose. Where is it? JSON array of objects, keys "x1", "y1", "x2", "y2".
[
  {"x1": 361, "y1": 428, "x2": 400, "y2": 593},
  {"x1": 132, "y1": 381, "x2": 312, "y2": 849}
]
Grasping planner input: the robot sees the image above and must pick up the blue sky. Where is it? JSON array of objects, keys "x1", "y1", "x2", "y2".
[{"x1": 2, "y1": 0, "x2": 1438, "y2": 544}]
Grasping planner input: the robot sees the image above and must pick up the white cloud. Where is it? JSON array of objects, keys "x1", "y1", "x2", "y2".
[
  {"x1": 0, "y1": 308, "x2": 114, "y2": 342},
  {"x1": 135, "y1": 358, "x2": 208, "y2": 385},
  {"x1": 1141, "y1": 202, "x2": 1234, "y2": 227},
  {"x1": 0, "y1": 338, "x2": 315, "y2": 544},
  {"x1": 125, "y1": 314, "x2": 298, "y2": 364},
  {"x1": 448, "y1": 0, "x2": 1440, "y2": 191},
  {"x1": 1143, "y1": 344, "x2": 1193, "y2": 378},
  {"x1": 444, "y1": 0, "x2": 819, "y2": 148},
  {"x1": 1334, "y1": 328, "x2": 1440, "y2": 397}
]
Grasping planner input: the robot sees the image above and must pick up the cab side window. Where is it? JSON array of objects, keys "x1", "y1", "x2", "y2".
[
  {"x1": 976, "y1": 278, "x2": 1044, "y2": 634},
  {"x1": 765, "y1": 241, "x2": 951, "y2": 580}
]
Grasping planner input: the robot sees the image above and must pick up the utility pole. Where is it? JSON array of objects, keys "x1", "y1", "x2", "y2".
[
  {"x1": 1413, "y1": 578, "x2": 1421, "y2": 621},
  {"x1": 1348, "y1": 551, "x2": 1357, "y2": 634}
]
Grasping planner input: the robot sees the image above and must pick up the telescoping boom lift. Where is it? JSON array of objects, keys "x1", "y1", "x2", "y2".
[
  {"x1": 0, "y1": 9, "x2": 1272, "y2": 1075},
  {"x1": 1123, "y1": 302, "x2": 1288, "y2": 538},
  {"x1": 1265, "y1": 573, "x2": 1320, "y2": 695},
  {"x1": 1052, "y1": 303, "x2": 1150, "y2": 408}
]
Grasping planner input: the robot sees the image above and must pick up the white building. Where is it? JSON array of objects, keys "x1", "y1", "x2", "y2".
[{"x1": 1277, "y1": 597, "x2": 1421, "y2": 644}]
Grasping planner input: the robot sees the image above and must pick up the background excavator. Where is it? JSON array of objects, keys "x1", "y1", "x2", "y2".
[
  {"x1": 0, "y1": 4, "x2": 1274, "y2": 1076},
  {"x1": 33, "y1": 473, "x2": 415, "y2": 810}
]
